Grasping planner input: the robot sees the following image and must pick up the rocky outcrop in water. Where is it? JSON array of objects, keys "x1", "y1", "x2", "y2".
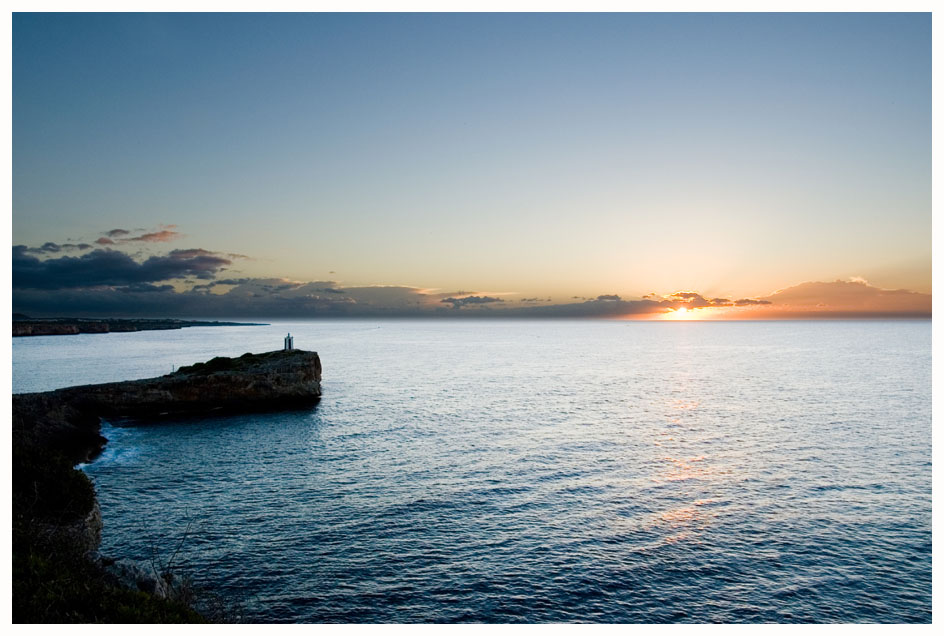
[
  {"x1": 12, "y1": 349, "x2": 321, "y2": 622},
  {"x1": 103, "y1": 558, "x2": 189, "y2": 601},
  {"x1": 14, "y1": 350, "x2": 321, "y2": 461},
  {"x1": 59, "y1": 349, "x2": 322, "y2": 421}
]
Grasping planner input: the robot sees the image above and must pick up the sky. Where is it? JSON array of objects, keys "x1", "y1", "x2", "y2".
[{"x1": 11, "y1": 12, "x2": 931, "y2": 319}]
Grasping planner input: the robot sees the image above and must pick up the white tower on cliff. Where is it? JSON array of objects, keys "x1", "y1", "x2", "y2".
[{"x1": 284, "y1": 333, "x2": 294, "y2": 351}]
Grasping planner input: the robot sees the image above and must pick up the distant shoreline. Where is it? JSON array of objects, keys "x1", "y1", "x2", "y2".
[{"x1": 12, "y1": 317, "x2": 267, "y2": 337}]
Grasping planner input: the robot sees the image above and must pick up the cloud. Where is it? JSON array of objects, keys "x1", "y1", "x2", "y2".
[
  {"x1": 123, "y1": 283, "x2": 176, "y2": 293},
  {"x1": 659, "y1": 291, "x2": 769, "y2": 309},
  {"x1": 506, "y1": 297, "x2": 668, "y2": 318},
  {"x1": 340, "y1": 286, "x2": 427, "y2": 306},
  {"x1": 101, "y1": 226, "x2": 183, "y2": 244},
  {"x1": 43, "y1": 283, "x2": 663, "y2": 319},
  {"x1": 12, "y1": 246, "x2": 232, "y2": 289},
  {"x1": 122, "y1": 229, "x2": 184, "y2": 243},
  {"x1": 666, "y1": 291, "x2": 700, "y2": 302},
  {"x1": 9, "y1": 235, "x2": 930, "y2": 320},
  {"x1": 441, "y1": 295, "x2": 506, "y2": 309},
  {"x1": 13, "y1": 275, "x2": 928, "y2": 320},
  {"x1": 12, "y1": 284, "x2": 354, "y2": 319},
  {"x1": 164, "y1": 248, "x2": 222, "y2": 259},
  {"x1": 753, "y1": 279, "x2": 930, "y2": 317},
  {"x1": 20, "y1": 242, "x2": 93, "y2": 254},
  {"x1": 665, "y1": 291, "x2": 717, "y2": 307}
]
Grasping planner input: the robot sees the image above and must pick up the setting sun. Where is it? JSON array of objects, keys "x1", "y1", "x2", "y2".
[{"x1": 664, "y1": 307, "x2": 695, "y2": 320}]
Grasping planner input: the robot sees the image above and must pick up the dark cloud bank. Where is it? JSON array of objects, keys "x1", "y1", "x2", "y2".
[
  {"x1": 11, "y1": 240, "x2": 930, "y2": 320},
  {"x1": 13, "y1": 246, "x2": 230, "y2": 290},
  {"x1": 11, "y1": 244, "x2": 672, "y2": 318}
]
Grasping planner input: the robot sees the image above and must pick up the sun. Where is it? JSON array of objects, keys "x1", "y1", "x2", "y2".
[{"x1": 664, "y1": 306, "x2": 696, "y2": 320}]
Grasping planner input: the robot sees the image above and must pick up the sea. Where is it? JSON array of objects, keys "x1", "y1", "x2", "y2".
[{"x1": 11, "y1": 320, "x2": 932, "y2": 623}]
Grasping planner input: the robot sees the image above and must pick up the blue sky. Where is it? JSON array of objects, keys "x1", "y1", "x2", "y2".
[{"x1": 12, "y1": 12, "x2": 931, "y2": 317}]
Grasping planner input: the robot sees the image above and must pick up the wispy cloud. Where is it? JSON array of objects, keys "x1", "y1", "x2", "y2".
[
  {"x1": 100, "y1": 225, "x2": 184, "y2": 244},
  {"x1": 123, "y1": 229, "x2": 183, "y2": 243}
]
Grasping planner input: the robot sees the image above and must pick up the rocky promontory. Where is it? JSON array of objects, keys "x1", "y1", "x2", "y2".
[
  {"x1": 60, "y1": 348, "x2": 322, "y2": 421},
  {"x1": 12, "y1": 349, "x2": 321, "y2": 622},
  {"x1": 15, "y1": 349, "x2": 321, "y2": 461},
  {"x1": 12, "y1": 317, "x2": 267, "y2": 337}
]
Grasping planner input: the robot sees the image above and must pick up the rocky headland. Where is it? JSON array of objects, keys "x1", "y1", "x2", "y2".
[
  {"x1": 12, "y1": 349, "x2": 321, "y2": 622},
  {"x1": 12, "y1": 316, "x2": 267, "y2": 337}
]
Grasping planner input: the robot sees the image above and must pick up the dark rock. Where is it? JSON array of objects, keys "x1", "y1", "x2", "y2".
[
  {"x1": 60, "y1": 349, "x2": 322, "y2": 419},
  {"x1": 13, "y1": 349, "x2": 321, "y2": 552},
  {"x1": 33, "y1": 501, "x2": 103, "y2": 557},
  {"x1": 104, "y1": 559, "x2": 175, "y2": 600},
  {"x1": 13, "y1": 322, "x2": 81, "y2": 336}
]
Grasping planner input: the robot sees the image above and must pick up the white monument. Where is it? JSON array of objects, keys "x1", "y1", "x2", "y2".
[{"x1": 284, "y1": 333, "x2": 294, "y2": 351}]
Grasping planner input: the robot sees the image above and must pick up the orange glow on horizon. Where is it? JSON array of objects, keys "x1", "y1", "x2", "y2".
[
  {"x1": 662, "y1": 306, "x2": 704, "y2": 320},
  {"x1": 616, "y1": 278, "x2": 932, "y2": 321},
  {"x1": 644, "y1": 305, "x2": 736, "y2": 321}
]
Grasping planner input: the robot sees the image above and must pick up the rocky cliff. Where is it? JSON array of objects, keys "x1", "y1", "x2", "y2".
[
  {"x1": 12, "y1": 349, "x2": 321, "y2": 622},
  {"x1": 15, "y1": 350, "x2": 321, "y2": 461},
  {"x1": 13, "y1": 317, "x2": 268, "y2": 337},
  {"x1": 59, "y1": 349, "x2": 322, "y2": 421}
]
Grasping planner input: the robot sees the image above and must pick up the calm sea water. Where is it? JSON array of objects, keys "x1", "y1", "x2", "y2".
[{"x1": 12, "y1": 320, "x2": 931, "y2": 623}]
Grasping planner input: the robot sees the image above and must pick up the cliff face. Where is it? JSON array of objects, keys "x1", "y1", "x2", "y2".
[
  {"x1": 14, "y1": 349, "x2": 321, "y2": 462},
  {"x1": 13, "y1": 322, "x2": 84, "y2": 336},
  {"x1": 13, "y1": 349, "x2": 321, "y2": 621},
  {"x1": 59, "y1": 349, "x2": 322, "y2": 419}
]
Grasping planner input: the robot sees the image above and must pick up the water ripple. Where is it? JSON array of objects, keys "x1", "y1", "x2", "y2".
[{"x1": 51, "y1": 320, "x2": 932, "y2": 622}]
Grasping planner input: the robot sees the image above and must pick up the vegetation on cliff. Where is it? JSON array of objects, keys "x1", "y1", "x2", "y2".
[{"x1": 13, "y1": 409, "x2": 205, "y2": 622}]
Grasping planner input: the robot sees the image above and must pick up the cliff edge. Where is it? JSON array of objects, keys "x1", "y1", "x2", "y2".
[
  {"x1": 12, "y1": 349, "x2": 321, "y2": 622},
  {"x1": 62, "y1": 348, "x2": 322, "y2": 419},
  {"x1": 14, "y1": 349, "x2": 321, "y2": 462}
]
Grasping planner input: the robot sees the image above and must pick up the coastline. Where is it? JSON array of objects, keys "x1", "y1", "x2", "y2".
[
  {"x1": 13, "y1": 317, "x2": 268, "y2": 337},
  {"x1": 12, "y1": 349, "x2": 321, "y2": 622}
]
